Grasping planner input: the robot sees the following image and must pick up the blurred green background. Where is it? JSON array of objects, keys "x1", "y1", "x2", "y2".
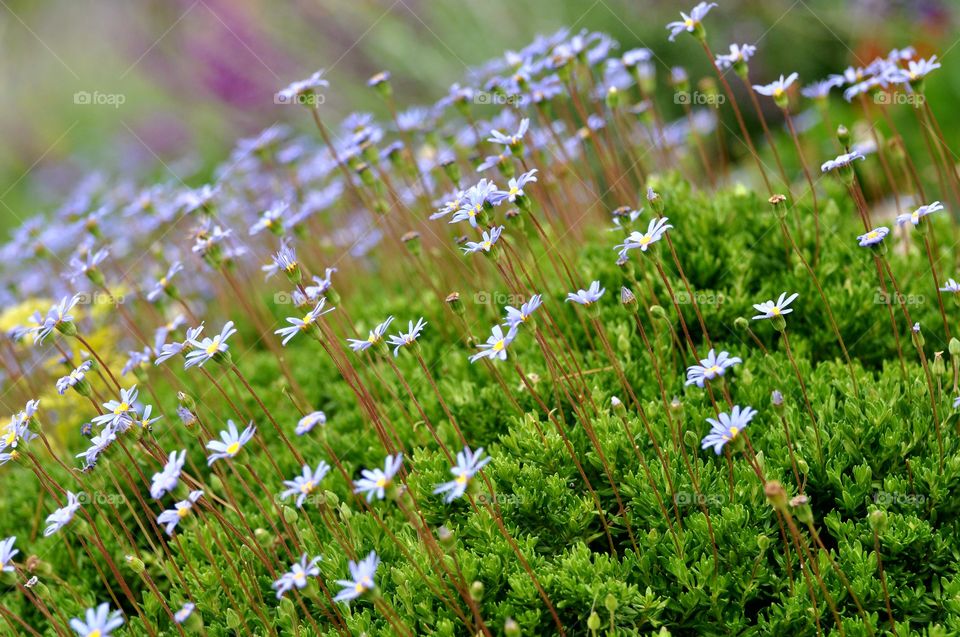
[{"x1": 0, "y1": 0, "x2": 955, "y2": 228}]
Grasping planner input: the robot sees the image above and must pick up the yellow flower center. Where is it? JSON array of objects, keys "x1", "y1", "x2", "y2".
[
  {"x1": 89, "y1": 631, "x2": 102, "y2": 637},
  {"x1": 492, "y1": 339, "x2": 505, "y2": 352},
  {"x1": 773, "y1": 87, "x2": 784, "y2": 98},
  {"x1": 684, "y1": 18, "x2": 694, "y2": 28},
  {"x1": 639, "y1": 234, "x2": 652, "y2": 245},
  {"x1": 293, "y1": 571, "x2": 306, "y2": 581},
  {"x1": 300, "y1": 480, "x2": 315, "y2": 494},
  {"x1": 708, "y1": 365, "x2": 721, "y2": 374},
  {"x1": 3, "y1": 430, "x2": 15, "y2": 447},
  {"x1": 508, "y1": 186, "x2": 520, "y2": 197},
  {"x1": 226, "y1": 441, "x2": 241, "y2": 456},
  {"x1": 866, "y1": 231, "x2": 879, "y2": 239},
  {"x1": 728, "y1": 427, "x2": 740, "y2": 439},
  {"x1": 114, "y1": 402, "x2": 129, "y2": 415},
  {"x1": 771, "y1": 307, "x2": 781, "y2": 316},
  {"x1": 354, "y1": 582, "x2": 367, "y2": 593},
  {"x1": 455, "y1": 474, "x2": 468, "y2": 485},
  {"x1": 177, "y1": 506, "x2": 190, "y2": 519},
  {"x1": 375, "y1": 477, "x2": 387, "y2": 488},
  {"x1": 159, "y1": 277, "x2": 168, "y2": 287},
  {"x1": 205, "y1": 338, "x2": 221, "y2": 356}
]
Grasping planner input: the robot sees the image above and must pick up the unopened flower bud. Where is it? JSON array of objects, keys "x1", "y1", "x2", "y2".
[
  {"x1": 587, "y1": 611, "x2": 601, "y2": 631},
  {"x1": 445, "y1": 292, "x2": 464, "y2": 316},
  {"x1": 868, "y1": 509, "x2": 888, "y2": 534},
  {"x1": 504, "y1": 618, "x2": 521, "y2": 637},
  {"x1": 438, "y1": 525, "x2": 456, "y2": 553},
  {"x1": 605, "y1": 86, "x2": 620, "y2": 109},
  {"x1": 764, "y1": 481, "x2": 789, "y2": 512},
  {"x1": 125, "y1": 555, "x2": 146, "y2": 574},
  {"x1": 769, "y1": 194, "x2": 788, "y2": 219},
  {"x1": 620, "y1": 287, "x2": 638, "y2": 313},
  {"x1": 470, "y1": 581, "x2": 484, "y2": 602},
  {"x1": 790, "y1": 495, "x2": 814, "y2": 525},
  {"x1": 646, "y1": 187, "x2": 664, "y2": 214},
  {"x1": 932, "y1": 351, "x2": 945, "y2": 376},
  {"x1": 837, "y1": 124, "x2": 850, "y2": 148},
  {"x1": 949, "y1": 338, "x2": 960, "y2": 358},
  {"x1": 401, "y1": 231, "x2": 422, "y2": 257},
  {"x1": 604, "y1": 593, "x2": 618, "y2": 613}
]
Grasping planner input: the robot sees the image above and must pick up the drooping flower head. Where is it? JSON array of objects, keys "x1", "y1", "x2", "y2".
[
  {"x1": 469, "y1": 325, "x2": 518, "y2": 363},
  {"x1": 701, "y1": 405, "x2": 757, "y2": 454},
  {"x1": 504, "y1": 294, "x2": 543, "y2": 329},
  {"x1": 280, "y1": 461, "x2": 331, "y2": 508},
  {"x1": 386, "y1": 318, "x2": 427, "y2": 357},
  {"x1": 857, "y1": 226, "x2": 889, "y2": 247},
  {"x1": 821, "y1": 150, "x2": 865, "y2": 173},
  {"x1": 615, "y1": 217, "x2": 672, "y2": 258},
  {"x1": 206, "y1": 421, "x2": 256, "y2": 465},
  {"x1": 716, "y1": 43, "x2": 756, "y2": 70},
  {"x1": 44, "y1": 491, "x2": 83, "y2": 536},
  {"x1": 276, "y1": 70, "x2": 329, "y2": 106},
  {"x1": 685, "y1": 349, "x2": 742, "y2": 387},
  {"x1": 939, "y1": 278, "x2": 960, "y2": 294},
  {"x1": 334, "y1": 551, "x2": 380, "y2": 604},
  {"x1": 489, "y1": 169, "x2": 538, "y2": 206},
  {"x1": 566, "y1": 280, "x2": 606, "y2": 306},
  {"x1": 184, "y1": 321, "x2": 236, "y2": 368},
  {"x1": 273, "y1": 554, "x2": 322, "y2": 599},
  {"x1": 753, "y1": 73, "x2": 799, "y2": 104},
  {"x1": 150, "y1": 449, "x2": 187, "y2": 499},
  {"x1": 157, "y1": 490, "x2": 203, "y2": 535},
  {"x1": 296, "y1": 411, "x2": 326, "y2": 436},
  {"x1": 354, "y1": 453, "x2": 404, "y2": 502},
  {"x1": 434, "y1": 446, "x2": 492, "y2": 502},
  {"x1": 462, "y1": 226, "x2": 504, "y2": 255},
  {"x1": 174, "y1": 602, "x2": 195, "y2": 624},
  {"x1": 0, "y1": 536, "x2": 19, "y2": 572},
  {"x1": 896, "y1": 201, "x2": 944, "y2": 227},
  {"x1": 487, "y1": 118, "x2": 530, "y2": 149},
  {"x1": 92, "y1": 385, "x2": 139, "y2": 431},
  {"x1": 449, "y1": 180, "x2": 497, "y2": 228},
  {"x1": 69, "y1": 603, "x2": 124, "y2": 637},
  {"x1": 666, "y1": 2, "x2": 717, "y2": 42},
  {"x1": 35, "y1": 294, "x2": 82, "y2": 344},
  {"x1": 348, "y1": 316, "x2": 395, "y2": 352},
  {"x1": 275, "y1": 298, "x2": 334, "y2": 346},
  {"x1": 57, "y1": 361, "x2": 93, "y2": 396},
  {"x1": 752, "y1": 292, "x2": 798, "y2": 321}
]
